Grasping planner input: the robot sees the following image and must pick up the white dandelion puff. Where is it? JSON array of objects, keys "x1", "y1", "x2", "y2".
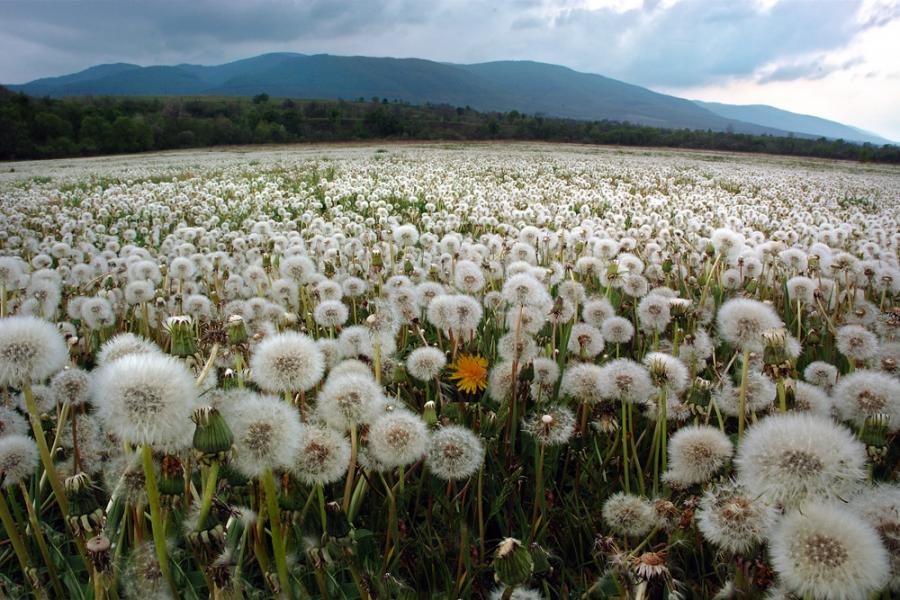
[
  {"x1": 735, "y1": 412, "x2": 867, "y2": 508},
  {"x1": 368, "y1": 410, "x2": 429, "y2": 469},
  {"x1": 228, "y1": 392, "x2": 303, "y2": 478},
  {"x1": 769, "y1": 503, "x2": 889, "y2": 600},
  {"x1": 832, "y1": 370, "x2": 900, "y2": 431},
  {"x1": 405, "y1": 347, "x2": 447, "y2": 382},
  {"x1": 663, "y1": 425, "x2": 733, "y2": 487},
  {"x1": 250, "y1": 331, "x2": 325, "y2": 393},
  {"x1": 0, "y1": 315, "x2": 68, "y2": 388},
  {"x1": 426, "y1": 425, "x2": 484, "y2": 481},
  {"x1": 292, "y1": 424, "x2": 351, "y2": 486},
  {"x1": 92, "y1": 353, "x2": 200, "y2": 451},
  {"x1": 0, "y1": 434, "x2": 39, "y2": 487}
]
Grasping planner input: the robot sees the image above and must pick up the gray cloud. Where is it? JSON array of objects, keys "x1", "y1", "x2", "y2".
[
  {"x1": 0, "y1": 0, "x2": 893, "y2": 90},
  {"x1": 758, "y1": 57, "x2": 866, "y2": 84}
]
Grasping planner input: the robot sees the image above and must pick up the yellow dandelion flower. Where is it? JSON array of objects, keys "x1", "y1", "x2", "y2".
[{"x1": 448, "y1": 354, "x2": 489, "y2": 395}]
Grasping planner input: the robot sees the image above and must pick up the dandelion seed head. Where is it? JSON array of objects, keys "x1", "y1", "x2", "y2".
[
  {"x1": 663, "y1": 425, "x2": 733, "y2": 487},
  {"x1": 50, "y1": 367, "x2": 92, "y2": 407},
  {"x1": 405, "y1": 346, "x2": 447, "y2": 382},
  {"x1": 426, "y1": 425, "x2": 484, "y2": 481},
  {"x1": 292, "y1": 424, "x2": 351, "y2": 485},
  {"x1": 717, "y1": 298, "x2": 782, "y2": 351},
  {"x1": 832, "y1": 370, "x2": 900, "y2": 431},
  {"x1": 96, "y1": 333, "x2": 161, "y2": 367},
  {"x1": 601, "y1": 316, "x2": 634, "y2": 344},
  {"x1": 250, "y1": 331, "x2": 325, "y2": 393},
  {"x1": 696, "y1": 480, "x2": 775, "y2": 554},
  {"x1": 227, "y1": 392, "x2": 303, "y2": 478},
  {"x1": 0, "y1": 315, "x2": 68, "y2": 388},
  {"x1": 836, "y1": 325, "x2": 879, "y2": 362},
  {"x1": 316, "y1": 372, "x2": 385, "y2": 431},
  {"x1": 0, "y1": 434, "x2": 39, "y2": 488},
  {"x1": 0, "y1": 406, "x2": 29, "y2": 439},
  {"x1": 368, "y1": 410, "x2": 429, "y2": 468},
  {"x1": 735, "y1": 413, "x2": 867, "y2": 508},
  {"x1": 769, "y1": 503, "x2": 889, "y2": 600},
  {"x1": 598, "y1": 359, "x2": 655, "y2": 405},
  {"x1": 602, "y1": 492, "x2": 657, "y2": 538},
  {"x1": 522, "y1": 405, "x2": 575, "y2": 446},
  {"x1": 803, "y1": 361, "x2": 838, "y2": 389},
  {"x1": 93, "y1": 353, "x2": 200, "y2": 451}
]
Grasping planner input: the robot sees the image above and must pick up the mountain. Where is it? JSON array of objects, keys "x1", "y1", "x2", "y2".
[
  {"x1": 694, "y1": 101, "x2": 892, "y2": 145},
  {"x1": 5, "y1": 53, "x2": 890, "y2": 142}
]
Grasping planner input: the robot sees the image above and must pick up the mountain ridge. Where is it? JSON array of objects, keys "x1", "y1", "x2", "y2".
[{"x1": 6, "y1": 53, "x2": 893, "y2": 144}]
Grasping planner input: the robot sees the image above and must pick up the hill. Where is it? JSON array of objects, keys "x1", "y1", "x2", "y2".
[
  {"x1": 694, "y1": 101, "x2": 892, "y2": 145},
  {"x1": 5, "y1": 53, "x2": 801, "y2": 137}
]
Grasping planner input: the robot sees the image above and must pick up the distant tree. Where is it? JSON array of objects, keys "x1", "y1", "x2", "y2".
[{"x1": 252, "y1": 93, "x2": 270, "y2": 104}]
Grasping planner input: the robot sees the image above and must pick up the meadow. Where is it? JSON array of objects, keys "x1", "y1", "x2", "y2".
[{"x1": 0, "y1": 142, "x2": 898, "y2": 599}]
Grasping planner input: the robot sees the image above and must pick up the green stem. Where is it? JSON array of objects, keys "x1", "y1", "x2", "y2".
[
  {"x1": 0, "y1": 490, "x2": 35, "y2": 592},
  {"x1": 342, "y1": 426, "x2": 358, "y2": 514},
  {"x1": 23, "y1": 384, "x2": 68, "y2": 516},
  {"x1": 142, "y1": 445, "x2": 177, "y2": 597},
  {"x1": 194, "y1": 461, "x2": 220, "y2": 532},
  {"x1": 317, "y1": 484, "x2": 328, "y2": 534},
  {"x1": 261, "y1": 469, "x2": 292, "y2": 599},
  {"x1": 621, "y1": 399, "x2": 630, "y2": 494},
  {"x1": 777, "y1": 377, "x2": 787, "y2": 413},
  {"x1": 533, "y1": 443, "x2": 546, "y2": 539},
  {"x1": 19, "y1": 482, "x2": 64, "y2": 598},
  {"x1": 659, "y1": 386, "x2": 668, "y2": 476},
  {"x1": 737, "y1": 348, "x2": 750, "y2": 440}
]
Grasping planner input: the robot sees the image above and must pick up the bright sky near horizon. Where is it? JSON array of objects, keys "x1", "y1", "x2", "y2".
[{"x1": 2, "y1": 0, "x2": 898, "y2": 140}]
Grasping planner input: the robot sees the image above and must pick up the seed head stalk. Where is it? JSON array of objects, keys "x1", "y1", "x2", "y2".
[
  {"x1": 737, "y1": 348, "x2": 751, "y2": 440},
  {"x1": 18, "y1": 481, "x2": 64, "y2": 597},
  {"x1": 261, "y1": 468, "x2": 293, "y2": 599},
  {"x1": 141, "y1": 444, "x2": 177, "y2": 597},
  {"x1": 342, "y1": 425, "x2": 359, "y2": 514},
  {"x1": 0, "y1": 489, "x2": 37, "y2": 595},
  {"x1": 23, "y1": 383, "x2": 68, "y2": 515}
]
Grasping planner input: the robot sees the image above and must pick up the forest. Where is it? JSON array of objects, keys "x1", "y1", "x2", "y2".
[{"x1": 2, "y1": 87, "x2": 898, "y2": 163}]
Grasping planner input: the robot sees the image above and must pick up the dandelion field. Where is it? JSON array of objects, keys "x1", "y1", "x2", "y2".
[{"x1": 0, "y1": 142, "x2": 898, "y2": 599}]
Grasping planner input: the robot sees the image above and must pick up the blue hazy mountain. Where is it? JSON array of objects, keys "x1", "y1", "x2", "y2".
[
  {"x1": 694, "y1": 101, "x2": 891, "y2": 145},
  {"x1": 6, "y1": 53, "x2": 891, "y2": 143}
]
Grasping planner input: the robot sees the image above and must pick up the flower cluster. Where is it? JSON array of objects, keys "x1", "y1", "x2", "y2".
[{"x1": 0, "y1": 143, "x2": 897, "y2": 599}]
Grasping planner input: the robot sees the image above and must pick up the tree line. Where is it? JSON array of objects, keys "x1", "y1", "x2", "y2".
[{"x1": 1, "y1": 87, "x2": 898, "y2": 163}]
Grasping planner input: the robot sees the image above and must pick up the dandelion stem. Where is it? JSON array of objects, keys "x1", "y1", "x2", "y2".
[
  {"x1": 317, "y1": 483, "x2": 328, "y2": 534},
  {"x1": 23, "y1": 383, "x2": 68, "y2": 515},
  {"x1": 342, "y1": 425, "x2": 358, "y2": 514},
  {"x1": 19, "y1": 481, "x2": 64, "y2": 597},
  {"x1": 261, "y1": 469, "x2": 292, "y2": 599},
  {"x1": 530, "y1": 442, "x2": 546, "y2": 542},
  {"x1": 621, "y1": 399, "x2": 630, "y2": 494},
  {"x1": 194, "y1": 460, "x2": 220, "y2": 532},
  {"x1": 737, "y1": 348, "x2": 750, "y2": 440},
  {"x1": 0, "y1": 489, "x2": 36, "y2": 593},
  {"x1": 141, "y1": 444, "x2": 177, "y2": 597}
]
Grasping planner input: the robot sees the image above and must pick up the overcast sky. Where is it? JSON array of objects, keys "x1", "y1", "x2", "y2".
[{"x1": 3, "y1": 0, "x2": 899, "y2": 140}]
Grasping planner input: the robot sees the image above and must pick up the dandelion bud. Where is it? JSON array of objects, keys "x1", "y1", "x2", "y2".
[
  {"x1": 371, "y1": 249, "x2": 383, "y2": 268},
  {"x1": 192, "y1": 406, "x2": 234, "y2": 462},
  {"x1": 226, "y1": 314, "x2": 248, "y2": 345},
  {"x1": 423, "y1": 400, "x2": 438, "y2": 427},
  {"x1": 166, "y1": 315, "x2": 198, "y2": 357},
  {"x1": 493, "y1": 537, "x2": 533, "y2": 587},
  {"x1": 158, "y1": 454, "x2": 184, "y2": 498},
  {"x1": 859, "y1": 413, "x2": 890, "y2": 448},
  {"x1": 65, "y1": 473, "x2": 104, "y2": 536},
  {"x1": 762, "y1": 327, "x2": 789, "y2": 364}
]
